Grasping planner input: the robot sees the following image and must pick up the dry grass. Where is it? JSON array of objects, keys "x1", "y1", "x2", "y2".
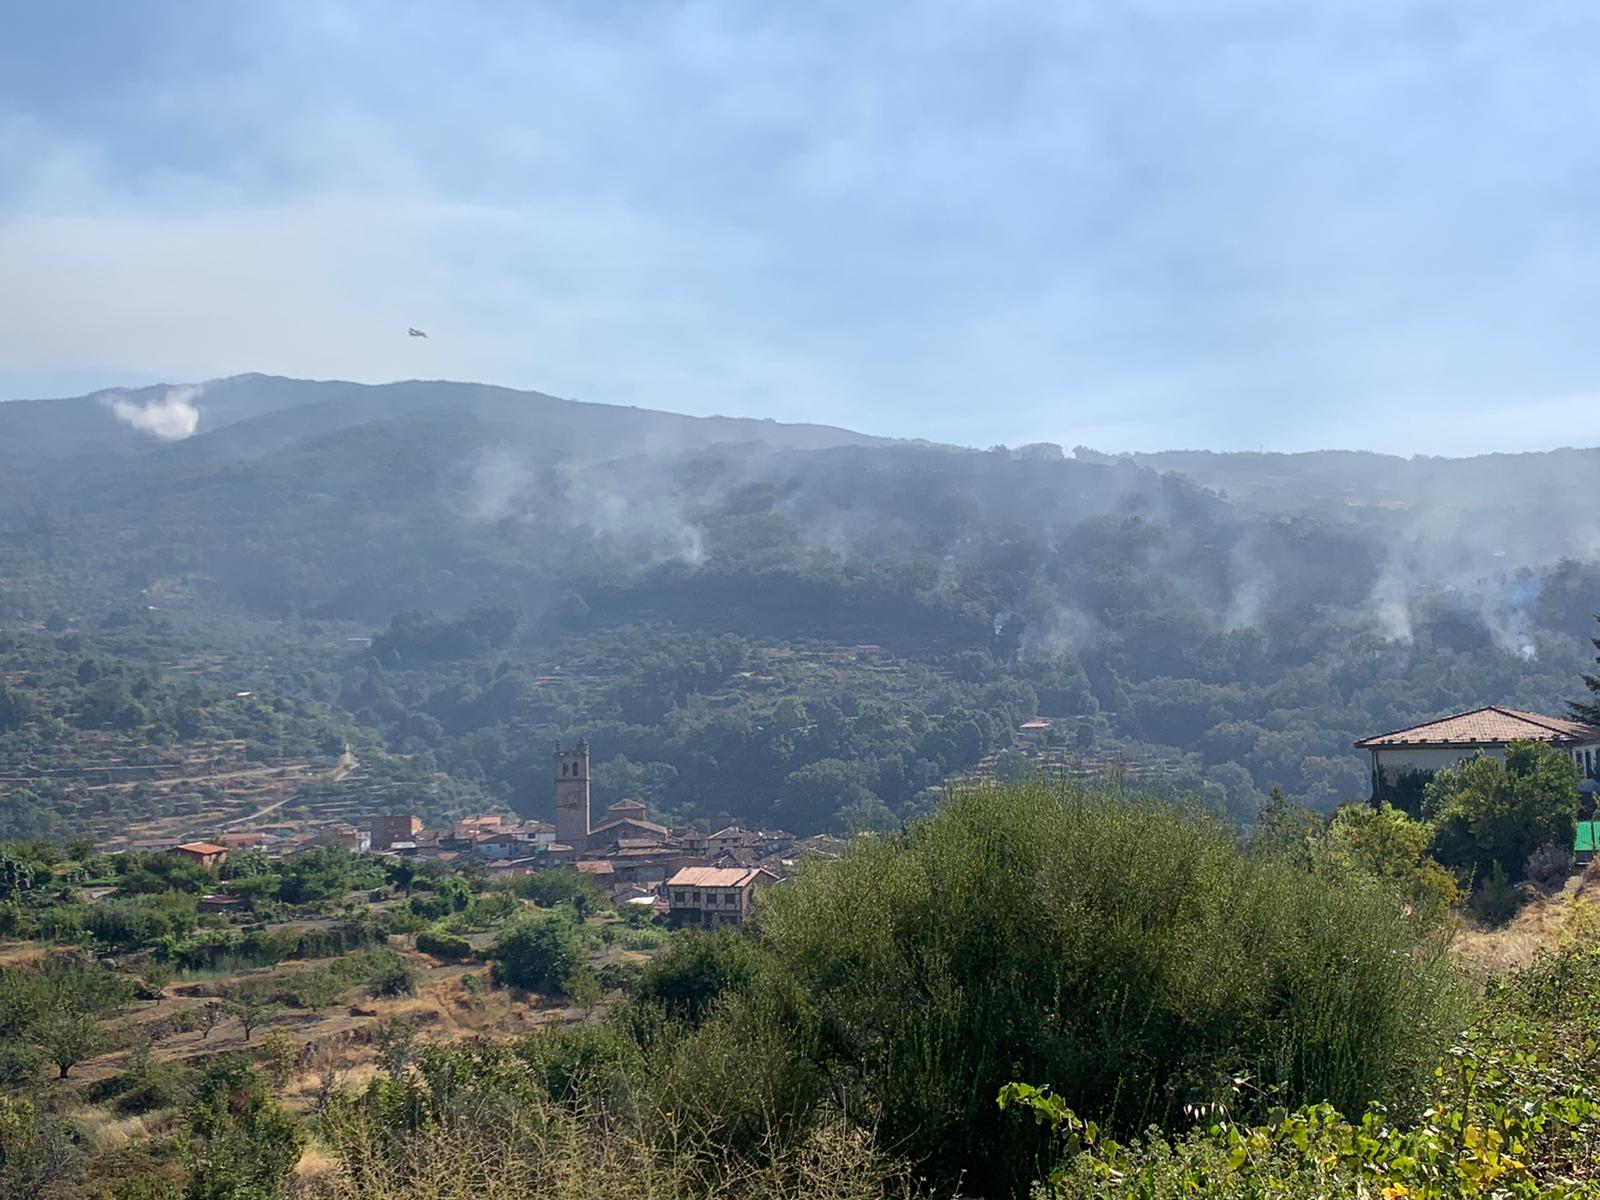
[
  {"x1": 1454, "y1": 862, "x2": 1600, "y2": 978},
  {"x1": 71, "y1": 1107, "x2": 174, "y2": 1153},
  {"x1": 300, "y1": 1102, "x2": 923, "y2": 1200}
]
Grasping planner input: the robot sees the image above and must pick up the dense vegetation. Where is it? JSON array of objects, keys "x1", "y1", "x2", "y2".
[
  {"x1": 3, "y1": 376, "x2": 1599, "y2": 840},
  {"x1": 1011, "y1": 940, "x2": 1600, "y2": 1197}
]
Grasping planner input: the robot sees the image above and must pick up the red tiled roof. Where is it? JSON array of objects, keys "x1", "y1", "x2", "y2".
[
  {"x1": 176, "y1": 841, "x2": 227, "y2": 855},
  {"x1": 1356, "y1": 706, "x2": 1600, "y2": 749}
]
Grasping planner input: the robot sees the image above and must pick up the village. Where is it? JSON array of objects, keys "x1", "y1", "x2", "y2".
[
  {"x1": 88, "y1": 699, "x2": 1600, "y2": 933},
  {"x1": 96, "y1": 738, "x2": 817, "y2": 929}
]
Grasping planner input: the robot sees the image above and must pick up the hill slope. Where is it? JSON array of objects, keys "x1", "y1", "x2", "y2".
[{"x1": 2, "y1": 376, "x2": 1598, "y2": 838}]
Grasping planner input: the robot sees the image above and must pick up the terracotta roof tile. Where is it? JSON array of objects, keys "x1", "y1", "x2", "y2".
[
  {"x1": 667, "y1": 866, "x2": 767, "y2": 889},
  {"x1": 1356, "y1": 706, "x2": 1600, "y2": 749}
]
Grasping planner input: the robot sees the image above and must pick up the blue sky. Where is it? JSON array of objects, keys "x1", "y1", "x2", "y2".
[{"x1": 3, "y1": 1, "x2": 1599, "y2": 454}]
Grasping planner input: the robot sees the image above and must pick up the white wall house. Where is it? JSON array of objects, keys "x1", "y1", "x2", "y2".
[{"x1": 1355, "y1": 706, "x2": 1600, "y2": 807}]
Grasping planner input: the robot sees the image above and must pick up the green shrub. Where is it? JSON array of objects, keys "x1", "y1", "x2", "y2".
[
  {"x1": 357, "y1": 951, "x2": 420, "y2": 999},
  {"x1": 1469, "y1": 860, "x2": 1518, "y2": 927},
  {"x1": 638, "y1": 929, "x2": 762, "y2": 1027},
  {"x1": 746, "y1": 781, "x2": 1468, "y2": 1196},
  {"x1": 416, "y1": 928, "x2": 473, "y2": 962},
  {"x1": 504, "y1": 869, "x2": 608, "y2": 917},
  {"x1": 1006, "y1": 943, "x2": 1600, "y2": 1198},
  {"x1": 490, "y1": 917, "x2": 581, "y2": 995}
]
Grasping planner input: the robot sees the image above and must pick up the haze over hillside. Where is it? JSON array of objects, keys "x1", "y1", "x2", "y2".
[{"x1": 2, "y1": 374, "x2": 1598, "y2": 840}]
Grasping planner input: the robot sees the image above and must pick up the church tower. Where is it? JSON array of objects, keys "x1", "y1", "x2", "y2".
[{"x1": 554, "y1": 739, "x2": 590, "y2": 851}]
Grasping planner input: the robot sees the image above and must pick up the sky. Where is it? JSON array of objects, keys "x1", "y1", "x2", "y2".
[{"x1": 3, "y1": 1, "x2": 1600, "y2": 455}]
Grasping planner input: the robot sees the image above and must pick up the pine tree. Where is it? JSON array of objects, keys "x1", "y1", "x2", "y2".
[{"x1": 1572, "y1": 611, "x2": 1600, "y2": 724}]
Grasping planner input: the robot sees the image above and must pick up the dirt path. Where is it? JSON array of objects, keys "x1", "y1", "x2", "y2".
[{"x1": 218, "y1": 749, "x2": 360, "y2": 829}]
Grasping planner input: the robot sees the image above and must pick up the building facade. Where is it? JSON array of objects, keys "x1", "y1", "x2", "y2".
[
  {"x1": 664, "y1": 866, "x2": 776, "y2": 927},
  {"x1": 1356, "y1": 706, "x2": 1600, "y2": 808},
  {"x1": 370, "y1": 813, "x2": 423, "y2": 851}
]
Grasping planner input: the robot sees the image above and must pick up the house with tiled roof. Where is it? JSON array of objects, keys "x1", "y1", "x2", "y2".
[
  {"x1": 1356, "y1": 706, "x2": 1600, "y2": 807},
  {"x1": 664, "y1": 865, "x2": 777, "y2": 927},
  {"x1": 173, "y1": 842, "x2": 228, "y2": 869}
]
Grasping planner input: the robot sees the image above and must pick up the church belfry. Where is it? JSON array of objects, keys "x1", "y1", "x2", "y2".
[{"x1": 554, "y1": 738, "x2": 590, "y2": 851}]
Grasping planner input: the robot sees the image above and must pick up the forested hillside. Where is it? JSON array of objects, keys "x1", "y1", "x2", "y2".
[{"x1": 2, "y1": 375, "x2": 1598, "y2": 837}]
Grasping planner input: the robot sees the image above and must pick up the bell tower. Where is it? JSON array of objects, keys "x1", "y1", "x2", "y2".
[{"x1": 554, "y1": 738, "x2": 590, "y2": 851}]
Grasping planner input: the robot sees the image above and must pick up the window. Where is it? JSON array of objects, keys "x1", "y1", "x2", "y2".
[
  {"x1": 725, "y1": 891, "x2": 738, "y2": 905},
  {"x1": 672, "y1": 891, "x2": 686, "y2": 904}
]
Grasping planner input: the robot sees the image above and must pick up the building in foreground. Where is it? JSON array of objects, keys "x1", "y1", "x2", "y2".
[
  {"x1": 664, "y1": 866, "x2": 777, "y2": 927},
  {"x1": 1356, "y1": 706, "x2": 1600, "y2": 807}
]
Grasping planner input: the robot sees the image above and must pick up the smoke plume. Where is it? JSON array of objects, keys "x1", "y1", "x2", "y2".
[{"x1": 107, "y1": 384, "x2": 202, "y2": 440}]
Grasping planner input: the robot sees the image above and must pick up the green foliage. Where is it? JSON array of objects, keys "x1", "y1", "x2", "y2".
[
  {"x1": 1570, "y1": 610, "x2": 1600, "y2": 724},
  {"x1": 0, "y1": 957, "x2": 135, "y2": 1080},
  {"x1": 1425, "y1": 741, "x2": 1581, "y2": 883},
  {"x1": 749, "y1": 782, "x2": 1468, "y2": 1195},
  {"x1": 0, "y1": 1096, "x2": 81, "y2": 1200},
  {"x1": 370, "y1": 606, "x2": 518, "y2": 665},
  {"x1": 182, "y1": 1056, "x2": 303, "y2": 1200},
  {"x1": 415, "y1": 927, "x2": 473, "y2": 961},
  {"x1": 277, "y1": 965, "x2": 346, "y2": 1012},
  {"x1": 503, "y1": 868, "x2": 608, "y2": 917},
  {"x1": 1316, "y1": 801, "x2": 1459, "y2": 924},
  {"x1": 1006, "y1": 942, "x2": 1600, "y2": 1198},
  {"x1": 87, "y1": 892, "x2": 199, "y2": 951},
  {"x1": 224, "y1": 992, "x2": 282, "y2": 1042},
  {"x1": 490, "y1": 915, "x2": 582, "y2": 995},
  {"x1": 360, "y1": 950, "x2": 420, "y2": 998},
  {"x1": 1469, "y1": 860, "x2": 1519, "y2": 927},
  {"x1": 637, "y1": 928, "x2": 762, "y2": 1027},
  {"x1": 113, "y1": 852, "x2": 217, "y2": 897}
]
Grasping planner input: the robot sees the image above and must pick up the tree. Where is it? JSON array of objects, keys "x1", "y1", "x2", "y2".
[
  {"x1": 38, "y1": 1012, "x2": 106, "y2": 1079},
  {"x1": 140, "y1": 961, "x2": 175, "y2": 1005},
  {"x1": 1572, "y1": 611, "x2": 1600, "y2": 724},
  {"x1": 385, "y1": 858, "x2": 419, "y2": 897},
  {"x1": 638, "y1": 928, "x2": 761, "y2": 1026},
  {"x1": 0, "y1": 855, "x2": 34, "y2": 902},
  {"x1": 508, "y1": 868, "x2": 607, "y2": 918},
  {"x1": 1425, "y1": 741, "x2": 1581, "y2": 883},
  {"x1": 199, "y1": 1000, "x2": 226, "y2": 1041},
  {"x1": 490, "y1": 916, "x2": 581, "y2": 994},
  {"x1": 227, "y1": 994, "x2": 282, "y2": 1042},
  {"x1": 749, "y1": 782, "x2": 1464, "y2": 1196},
  {"x1": 773, "y1": 759, "x2": 876, "y2": 834},
  {"x1": 1317, "y1": 802, "x2": 1459, "y2": 924}
]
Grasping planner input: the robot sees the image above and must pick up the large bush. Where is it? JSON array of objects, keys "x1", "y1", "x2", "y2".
[
  {"x1": 747, "y1": 782, "x2": 1468, "y2": 1195},
  {"x1": 1425, "y1": 740, "x2": 1580, "y2": 883},
  {"x1": 490, "y1": 916, "x2": 581, "y2": 995}
]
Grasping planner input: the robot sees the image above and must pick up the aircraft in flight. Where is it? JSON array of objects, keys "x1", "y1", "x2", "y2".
[{"x1": 408, "y1": 327, "x2": 428, "y2": 338}]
